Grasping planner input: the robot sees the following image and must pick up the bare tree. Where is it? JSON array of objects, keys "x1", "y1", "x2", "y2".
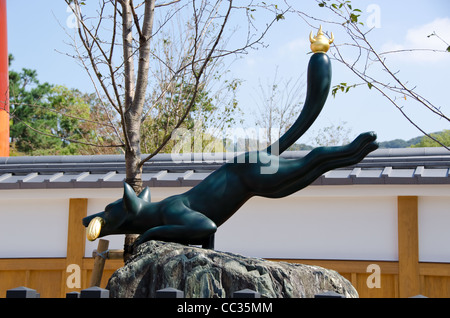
[
  {"x1": 286, "y1": 0, "x2": 450, "y2": 150},
  {"x1": 253, "y1": 67, "x2": 305, "y2": 147},
  {"x1": 308, "y1": 120, "x2": 352, "y2": 147},
  {"x1": 64, "y1": 0, "x2": 287, "y2": 257}
]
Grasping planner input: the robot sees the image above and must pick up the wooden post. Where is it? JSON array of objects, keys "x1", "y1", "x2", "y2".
[
  {"x1": 93, "y1": 249, "x2": 124, "y2": 260},
  {"x1": 64, "y1": 198, "x2": 88, "y2": 296},
  {"x1": 90, "y1": 239, "x2": 109, "y2": 287},
  {"x1": 397, "y1": 196, "x2": 420, "y2": 298}
]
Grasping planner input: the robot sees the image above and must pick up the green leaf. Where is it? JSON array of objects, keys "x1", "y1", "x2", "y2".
[
  {"x1": 350, "y1": 13, "x2": 360, "y2": 23},
  {"x1": 367, "y1": 83, "x2": 373, "y2": 89},
  {"x1": 331, "y1": 87, "x2": 338, "y2": 98},
  {"x1": 446, "y1": 46, "x2": 450, "y2": 52}
]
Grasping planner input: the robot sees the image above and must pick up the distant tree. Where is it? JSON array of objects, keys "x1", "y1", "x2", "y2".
[
  {"x1": 8, "y1": 64, "x2": 102, "y2": 156},
  {"x1": 378, "y1": 139, "x2": 410, "y2": 149},
  {"x1": 309, "y1": 121, "x2": 352, "y2": 147},
  {"x1": 140, "y1": 78, "x2": 241, "y2": 154},
  {"x1": 412, "y1": 130, "x2": 450, "y2": 148},
  {"x1": 287, "y1": 143, "x2": 313, "y2": 151},
  {"x1": 378, "y1": 136, "x2": 423, "y2": 148}
]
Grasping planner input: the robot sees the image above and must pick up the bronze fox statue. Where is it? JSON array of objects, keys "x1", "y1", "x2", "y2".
[{"x1": 83, "y1": 52, "x2": 378, "y2": 250}]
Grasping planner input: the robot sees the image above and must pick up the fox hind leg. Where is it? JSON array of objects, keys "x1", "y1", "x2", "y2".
[{"x1": 254, "y1": 132, "x2": 378, "y2": 198}]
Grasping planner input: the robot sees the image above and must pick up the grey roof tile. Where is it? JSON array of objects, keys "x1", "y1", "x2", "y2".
[
  {"x1": 418, "y1": 168, "x2": 448, "y2": 178},
  {"x1": 388, "y1": 169, "x2": 415, "y2": 178},
  {"x1": 0, "y1": 148, "x2": 448, "y2": 189}
]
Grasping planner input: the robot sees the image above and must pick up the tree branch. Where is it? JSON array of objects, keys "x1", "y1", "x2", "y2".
[
  {"x1": 155, "y1": 0, "x2": 181, "y2": 8},
  {"x1": 11, "y1": 114, "x2": 124, "y2": 149},
  {"x1": 130, "y1": 0, "x2": 143, "y2": 39},
  {"x1": 287, "y1": 0, "x2": 449, "y2": 150},
  {"x1": 139, "y1": 0, "x2": 234, "y2": 167}
]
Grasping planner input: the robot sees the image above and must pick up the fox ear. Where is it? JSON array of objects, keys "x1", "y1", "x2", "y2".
[
  {"x1": 123, "y1": 182, "x2": 139, "y2": 214},
  {"x1": 138, "y1": 186, "x2": 151, "y2": 202}
]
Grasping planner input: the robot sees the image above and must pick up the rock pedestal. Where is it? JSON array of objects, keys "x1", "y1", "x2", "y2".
[{"x1": 106, "y1": 240, "x2": 358, "y2": 298}]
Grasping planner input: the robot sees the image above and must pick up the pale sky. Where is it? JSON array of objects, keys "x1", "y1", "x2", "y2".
[{"x1": 5, "y1": 0, "x2": 450, "y2": 143}]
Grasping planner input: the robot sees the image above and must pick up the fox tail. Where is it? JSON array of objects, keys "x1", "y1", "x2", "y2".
[{"x1": 265, "y1": 53, "x2": 332, "y2": 155}]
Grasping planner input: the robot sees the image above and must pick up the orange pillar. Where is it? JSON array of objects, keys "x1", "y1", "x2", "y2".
[{"x1": 0, "y1": 0, "x2": 9, "y2": 157}]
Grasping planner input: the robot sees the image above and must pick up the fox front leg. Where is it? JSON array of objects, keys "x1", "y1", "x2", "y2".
[{"x1": 132, "y1": 211, "x2": 217, "y2": 249}]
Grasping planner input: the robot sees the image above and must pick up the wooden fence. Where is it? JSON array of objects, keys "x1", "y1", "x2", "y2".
[{"x1": 1, "y1": 196, "x2": 450, "y2": 298}]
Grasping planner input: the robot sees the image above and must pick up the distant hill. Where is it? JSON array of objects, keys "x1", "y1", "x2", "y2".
[
  {"x1": 378, "y1": 136, "x2": 423, "y2": 149},
  {"x1": 286, "y1": 131, "x2": 448, "y2": 150},
  {"x1": 379, "y1": 130, "x2": 449, "y2": 148},
  {"x1": 287, "y1": 135, "x2": 423, "y2": 150}
]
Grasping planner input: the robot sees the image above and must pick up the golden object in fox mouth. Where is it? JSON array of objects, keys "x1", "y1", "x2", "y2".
[{"x1": 87, "y1": 217, "x2": 104, "y2": 241}]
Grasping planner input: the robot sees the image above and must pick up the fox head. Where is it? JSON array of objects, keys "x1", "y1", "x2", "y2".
[{"x1": 82, "y1": 182, "x2": 151, "y2": 241}]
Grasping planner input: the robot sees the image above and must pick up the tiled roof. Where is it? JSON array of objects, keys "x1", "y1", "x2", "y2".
[{"x1": 0, "y1": 148, "x2": 448, "y2": 189}]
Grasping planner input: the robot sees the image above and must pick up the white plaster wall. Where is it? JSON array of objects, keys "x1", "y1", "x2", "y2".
[
  {"x1": 216, "y1": 196, "x2": 398, "y2": 261},
  {"x1": 0, "y1": 185, "x2": 449, "y2": 262},
  {"x1": 0, "y1": 198, "x2": 69, "y2": 257},
  {"x1": 419, "y1": 196, "x2": 450, "y2": 262},
  {"x1": 0, "y1": 188, "x2": 189, "y2": 258}
]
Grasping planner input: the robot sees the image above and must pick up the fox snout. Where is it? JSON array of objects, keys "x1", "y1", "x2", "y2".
[
  {"x1": 82, "y1": 212, "x2": 106, "y2": 241},
  {"x1": 82, "y1": 213, "x2": 104, "y2": 227},
  {"x1": 82, "y1": 214, "x2": 95, "y2": 227}
]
